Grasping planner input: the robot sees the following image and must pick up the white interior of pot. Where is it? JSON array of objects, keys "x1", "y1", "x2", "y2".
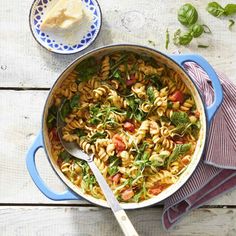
[{"x1": 43, "y1": 45, "x2": 207, "y2": 209}]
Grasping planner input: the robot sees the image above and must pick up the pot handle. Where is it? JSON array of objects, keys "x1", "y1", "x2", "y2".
[
  {"x1": 170, "y1": 54, "x2": 223, "y2": 123},
  {"x1": 26, "y1": 131, "x2": 79, "y2": 201}
]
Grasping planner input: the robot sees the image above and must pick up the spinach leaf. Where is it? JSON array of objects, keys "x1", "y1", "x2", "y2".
[
  {"x1": 59, "y1": 100, "x2": 71, "y2": 121},
  {"x1": 206, "y1": 2, "x2": 225, "y2": 17},
  {"x1": 75, "y1": 129, "x2": 86, "y2": 137},
  {"x1": 178, "y1": 3, "x2": 198, "y2": 26},
  {"x1": 160, "y1": 116, "x2": 171, "y2": 123},
  {"x1": 59, "y1": 150, "x2": 71, "y2": 161},
  {"x1": 90, "y1": 132, "x2": 107, "y2": 143},
  {"x1": 70, "y1": 94, "x2": 80, "y2": 109},
  {"x1": 147, "y1": 86, "x2": 155, "y2": 103},
  {"x1": 108, "y1": 156, "x2": 121, "y2": 176},
  {"x1": 139, "y1": 55, "x2": 158, "y2": 68},
  {"x1": 47, "y1": 105, "x2": 58, "y2": 129},
  {"x1": 126, "y1": 96, "x2": 147, "y2": 121},
  {"x1": 167, "y1": 143, "x2": 191, "y2": 166},
  {"x1": 75, "y1": 57, "x2": 99, "y2": 82},
  {"x1": 170, "y1": 112, "x2": 190, "y2": 127},
  {"x1": 145, "y1": 74, "x2": 163, "y2": 90}
]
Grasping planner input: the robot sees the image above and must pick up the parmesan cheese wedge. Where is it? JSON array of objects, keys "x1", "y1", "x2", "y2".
[{"x1": 40, "y1": 0, "x2": 84, "y2": 31}]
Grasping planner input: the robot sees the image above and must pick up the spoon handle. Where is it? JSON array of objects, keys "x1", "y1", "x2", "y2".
[{"x1": 88, "y1": 161, "x2": 139, "y2": 236}]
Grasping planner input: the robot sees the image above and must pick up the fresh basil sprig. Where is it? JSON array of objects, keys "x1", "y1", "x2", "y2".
[
  {"x1": 206, "y1": 2, "x2": 225, "y2": 17},
  {"x1": 207, "y1": 2, "x2": 236, "y2": 17},
  {"x1": 190, "y1": 24, "x2": 204, "y2": 38},
  {"x1": 178, "y1": 3, "x2": 198, "y2": 26}
]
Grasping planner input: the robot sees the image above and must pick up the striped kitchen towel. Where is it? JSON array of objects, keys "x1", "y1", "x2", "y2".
[{"x1": 162, "y1": 61, "x2": 236, "y2": 230}]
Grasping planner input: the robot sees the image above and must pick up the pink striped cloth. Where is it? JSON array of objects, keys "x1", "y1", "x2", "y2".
[{"x1": 162, "y1": 61, "x2": 236, "y2": 230}]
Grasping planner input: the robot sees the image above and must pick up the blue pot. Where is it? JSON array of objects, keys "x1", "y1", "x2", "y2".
[{"x1": 26, "y1": 44, "x2": 223, "y2": 209}]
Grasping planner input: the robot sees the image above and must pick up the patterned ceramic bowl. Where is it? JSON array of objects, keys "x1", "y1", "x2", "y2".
[{"x1": 29, "y1": 0, "x2": 102, "y2": 54}]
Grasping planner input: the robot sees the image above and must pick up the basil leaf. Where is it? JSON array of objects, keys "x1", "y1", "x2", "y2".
[
  {"x1": 190, "y1": 24, "x2": 204, "y2": 38},
  {"x1": 224, "y1": 4, "x2": 236, "y2": 16},
  {"x1": 70, "y1": 94, "x2": 80, "y2": 109},
  {"x1": 167, "y1": 143, "x2": 191, "y2": 166},
  {"x1": 178, "y1": 3, "x2": 198, "y2": 26},
  {"x1": 206, "y1": 2, "x2": 225, "y2": 17},
  {"x1": 173, "y1": 29, "x2": 193, "y2": 46}
]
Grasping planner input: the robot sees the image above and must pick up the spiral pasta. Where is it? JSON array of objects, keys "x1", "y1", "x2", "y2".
[{"x1": 47, "y1": 51, "x2": 201, "y2": 203}]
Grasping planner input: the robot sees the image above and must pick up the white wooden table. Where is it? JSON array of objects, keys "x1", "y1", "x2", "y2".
[{"x1": 0, "y1": 0, "x2": 236, "y2": 235}]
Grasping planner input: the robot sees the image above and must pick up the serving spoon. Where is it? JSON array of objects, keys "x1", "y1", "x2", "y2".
[{"x1": 57, "y1": 110, "x2": 139, "y2": 236}]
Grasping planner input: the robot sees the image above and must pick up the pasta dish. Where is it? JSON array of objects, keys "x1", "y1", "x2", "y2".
[{"x1": 47, "y1": 51, "x2": 201, "y2": 202}]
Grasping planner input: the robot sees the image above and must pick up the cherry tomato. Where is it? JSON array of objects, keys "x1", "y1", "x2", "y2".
[
  {"x1": 123, "y1": 122, "x2": 135, "y2": 133},
  {"x1": 121, "y1": 189, "x2": 134, "y2": 201},
  {"x1": 169, "y1": 91, "x2": 184, "y2": 103},
  {"x1": 112, "y1": 134, "x2": 126, "y2": 152},
  {"x1": 194, "y1": 110, "x2": 200, "y2": 118},
  {"x1": 149, "y1": 184, "x2": 164, "y2": 195},
  {"x1": 126, "y1": 74, "x2": 136, "y2": 86},
  {"x1": 112, "y1": 173, "x2": 121, "y2": 184}
]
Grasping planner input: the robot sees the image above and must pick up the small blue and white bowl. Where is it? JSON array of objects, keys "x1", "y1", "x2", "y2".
[{"x1": 29, "y1": 0, "x2": 102, "y2": 54}]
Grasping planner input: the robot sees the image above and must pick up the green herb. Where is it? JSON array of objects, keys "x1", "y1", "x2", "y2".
[
  {"x1": 108, "y1": 156, "x2": 121, "y2": 176},
  {"x1": 229, "y1": 19, "x2": 235, "y2": 29},
  {"x1": 190, "y1": 24, "x2": 204, "y2": 38},
  {"x1": 224, "y1": 4, "x2": 236, "y2": 16},
  {"x1": 202, "y1": 24, "x2": 212, "y2": 33},
  {"x1": 207, "y1": 2, "x2": 236, "y2": 17},
  {"x1": 165, "y1": 28, "x2": 170, "y2": 49},
  {"x1": 75, "y1": 129, "x2": 86, "y2": 137},
  {"x1": 160, "y1": 116, "x2": 171, "y2": 123},
  {"x1": 90, "y1": 132, "x2": 107, "y2": 143},
  {"x1": 134, "y1": 151, "x2": 151, "y2": 169},
  {"x1": 59, "y1": 100, "x2": 71, "y2": 121},
  {"x1": 126, "y1": 96, "x2": 147, "y2": 121},
  {"x1": 167, "y1": 143, "x2": 191, "y2": 166},
  {"x1": 70, "y1": 94, "x2": 80, "y2": 109},
  {"x1": 75, "y1": 57, "x2": 99, "y2": 82},
  {"x1": 151, "y1": 152, "x2": 170, "y2": 167},
  {"x1": 147, "y1": 86, "x2": 155, "y2": 103},
  {"x1": 112, "y1": 70, "x2": 126, "y2": 87},
  {"x1": 140, "y1": 55, "x2": 158, "y2": 68},
  {"x1": 198, "y1": 44, "x2": 209, "y2": 48},
  {"x1": 178, "y1": 3, "x2": 198, "y2": 27},
  {"x1": 191, "y1": 121, "x2": 201, "y2": 139},
  {"x1": 167, "y1": 101, "x2": 173, "y2": 108},
  {"x1": 173, "y1": 29, "x2": 193, "y2": 46},
  {"x1": 59, "y1": 150, "x2": 71, "y2": 161},
  {"x1": 47, "y1": 105, "x2": 58, "y2": 129},
  {"x1": 206, "y1": 2, "x2": 225, "y2": 17},
  {"x1": 170, "y1": 112, "x2": 190, "y2": 126},
  {"x1": 145, "y1": 74, "x2": 163, "y2": 90}
]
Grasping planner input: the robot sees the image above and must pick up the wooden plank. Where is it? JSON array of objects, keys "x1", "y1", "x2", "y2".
[
  {"x1": 0, "y1": 90, "x2": 235, "y2": 205},
  {"x1": 0, "y1": 0, "x2": 235, "y2": 88},
  {"x1": 0, "y1": 206, "x2": 236, "y2": 236}
]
